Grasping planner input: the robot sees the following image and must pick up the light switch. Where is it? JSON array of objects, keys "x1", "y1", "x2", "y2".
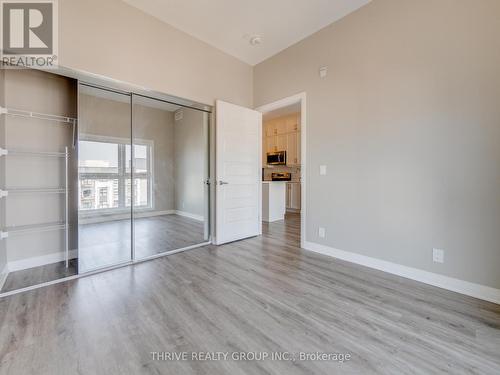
[
  {"x1": 319, "y1": 66, "x2": 328, "y2": 78},
  {"x1": 318, "y1": 227, "x2": 326, "y2": 238},
  {"x1": 320, "y1": 165, "x2": 327, "y2": 175}
]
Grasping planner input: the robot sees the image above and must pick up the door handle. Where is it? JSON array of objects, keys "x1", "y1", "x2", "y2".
[{"x1": 218, "y1": 181, "x2": 229, "y2": 185}]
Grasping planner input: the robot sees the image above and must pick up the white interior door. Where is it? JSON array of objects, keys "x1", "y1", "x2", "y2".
[{"x1": 215, "y1": 100, "x2": 262, "y2": 245}]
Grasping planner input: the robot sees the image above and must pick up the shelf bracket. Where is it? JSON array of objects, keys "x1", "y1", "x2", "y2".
[
  {"x1": 0, "y1": 231, "x2": 8, "y2": 240},
  {"x1": 0, "y1": 190, "x2": 8, "y2": 198}
]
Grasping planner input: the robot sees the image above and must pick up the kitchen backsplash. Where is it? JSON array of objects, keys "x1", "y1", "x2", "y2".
[{"x1": 263, "y1": 166, "x2": 301, "y2": 182}]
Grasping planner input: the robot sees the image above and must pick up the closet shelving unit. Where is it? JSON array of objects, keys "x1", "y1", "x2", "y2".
[{"x1": 0, "y1": 106, "x2": 76, "y2": 268}]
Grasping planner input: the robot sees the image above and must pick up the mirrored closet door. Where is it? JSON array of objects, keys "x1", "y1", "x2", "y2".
[
  {"x1": 1, "y1": 67, "x2": 212, "y2": 296},
  {"x1": 132, "y1": 95, "x2": 210, "y2": 259},
  {"x1": 77, "y1": 84, "x2": 132, "y2": 272}
]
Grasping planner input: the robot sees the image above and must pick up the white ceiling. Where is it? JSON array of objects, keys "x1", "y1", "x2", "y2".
[{"x1": 122, "y1": 0, "x2": 371, "y2": 65}]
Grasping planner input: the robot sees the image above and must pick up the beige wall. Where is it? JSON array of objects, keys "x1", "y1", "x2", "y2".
[
  {"x1": 59, "y1": 0, "x2": 253, "y2": 107},
  {"x1": 254, "y1": 0, "x2": 500, "y2": 289}
]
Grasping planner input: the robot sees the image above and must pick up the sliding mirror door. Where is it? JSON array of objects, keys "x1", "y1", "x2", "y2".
[
  {"x1": 77, "y1": 85, "x2": 132, "y2": 272},
  {"x1": 132, "y1": 95, "x2": 209, "y2": 259}
]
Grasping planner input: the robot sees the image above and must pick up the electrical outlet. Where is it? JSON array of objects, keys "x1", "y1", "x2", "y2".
[
  {"x1": 433, "y1": 248, "x2": 444, "y2": 263},
  {"x1": 318, "y1": 227, "x2": 326, "y2": 238}
]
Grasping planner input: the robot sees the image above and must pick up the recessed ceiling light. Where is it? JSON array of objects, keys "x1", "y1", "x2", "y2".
[{"x1": 249, "y1": 35, "x2": 262, "y2": 46}]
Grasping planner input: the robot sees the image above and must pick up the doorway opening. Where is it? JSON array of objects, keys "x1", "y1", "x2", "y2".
[{"x1": 256, "y1": 93, "x2": 306, "y2": 247}]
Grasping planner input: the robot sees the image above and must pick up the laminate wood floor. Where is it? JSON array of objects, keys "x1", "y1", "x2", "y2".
[
  {"x1": 79, "y1": 214, "x2": 206, "y2": 272},
  {"x1": 0, "y1": 213, "x2": 499, "y2": 374},
  {"x1": 1, "y1": 215, "x2": 206, "y2": 293},
  {"x1": 0, "y1": 259, "x2": 78, "y2": 294}
]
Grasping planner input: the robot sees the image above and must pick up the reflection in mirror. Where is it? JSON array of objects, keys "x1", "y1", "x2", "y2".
[
  {"x1": 132, "y1": 95, "x2": 209, "y2": 259},
  {"x1": 77, "y1": 85, "x2": 132, "y2": 272}
]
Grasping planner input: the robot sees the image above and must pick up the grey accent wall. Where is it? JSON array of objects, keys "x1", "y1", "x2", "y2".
[
  {"x1": 254, "y1": 0, "x2": 500, "y2": 289},
  {"x1": 173, "y1": 109, "x2": 207, "y2": 218}
]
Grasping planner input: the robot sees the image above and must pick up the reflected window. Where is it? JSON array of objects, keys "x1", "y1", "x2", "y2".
[{"x1": 79, "y1": 139, "x2": 152, "y2": 211}]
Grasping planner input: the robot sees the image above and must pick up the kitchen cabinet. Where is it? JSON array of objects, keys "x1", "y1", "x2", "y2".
[
  {"x1": 286, "y1": 133, "x2": 300, "y2": 165},
  {"x1": 286, "y1": 115, "x2": 300, "y2": 133},
  {"x1": 265, "y1": 121, "x2": 276, "y2": 137},
  {"x1": 263, "y1": 113, "x2": 301, "y2": 166},
  {"x1": 266, "y1": 117, "x2": 290, "y2": 136},
  {"x1": 286, "y1": 132, "x2": 299, "y2": 165},
  {"x1": 276, "y1": 121, "x2": 288, "y2": 135},
  {"x1": 296, "y1": 131, "x2": 301, "y2": 165},
  {"x1": 266, "y1": 136, "x2": 276, "y2": 153},
  {"x1": 286, "y1": 182, "x2": 301, "y2": 211},
  {"x1": 277, "y1": 134, "x2": 287, "y2": 152}
]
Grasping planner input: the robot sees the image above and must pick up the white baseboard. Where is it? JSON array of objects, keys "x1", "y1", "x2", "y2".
[
  {"x1": 0, "y1": 264, "x2": 8, "y2": 291},
  {"x1": 136, "y1": 210, "x2": 175, "y2": 219},
  {"x1": 80, "y1": 210, "x2": 174, "y2": 224},
  {"x1": 174, "y1": 210, "x2": 204, "y2": 222},
  {"x1": 79, "y1": 209, "x2": 203, "y2": 225},
  {"x1": 303, "y1": 241, "x2": 500, "y2": 305},
  {"x1": 8, "y1": 249, "x2": 78, "y2": 272}
]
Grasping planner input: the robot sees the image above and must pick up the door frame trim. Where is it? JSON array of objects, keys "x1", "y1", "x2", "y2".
[{"x1": 256, "y1": 92, "x2": 307, "y2": 248}]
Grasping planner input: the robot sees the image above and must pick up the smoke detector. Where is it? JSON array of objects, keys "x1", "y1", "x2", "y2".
[{"x1": 249, "y1": 35, "x2": 262, "y2": 46}]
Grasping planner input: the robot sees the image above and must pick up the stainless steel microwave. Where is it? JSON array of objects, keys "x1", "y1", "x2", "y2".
[{"x1": 267, "y1": 151, "x2": 286, "y2": 165}]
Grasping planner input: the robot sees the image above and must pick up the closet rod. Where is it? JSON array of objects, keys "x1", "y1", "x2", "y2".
[{"x1": 0, "y1": 106, "x2": 77, "y2": 125}]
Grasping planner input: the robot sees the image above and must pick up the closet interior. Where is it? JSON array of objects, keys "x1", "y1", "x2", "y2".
[{"x1": 0, "y1": 67, "x2": 210, "y2": 294}]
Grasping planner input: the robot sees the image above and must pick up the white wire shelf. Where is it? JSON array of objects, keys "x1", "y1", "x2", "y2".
[
  {"x1": 1, "y1": 149, "x2": 69, "y2": 158},
  {"x1": 4, "y1": 188, "x2": 66, "y2": 194},
  {"x1": 3, "y1": 222, "x2": 68, "y2": 236},
  {"x1": 0, "y1": 106, "x2": 77, "y2": 125},
  {"x1": 0, "y1": 145, "x2": 72, "y2": 268}
]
